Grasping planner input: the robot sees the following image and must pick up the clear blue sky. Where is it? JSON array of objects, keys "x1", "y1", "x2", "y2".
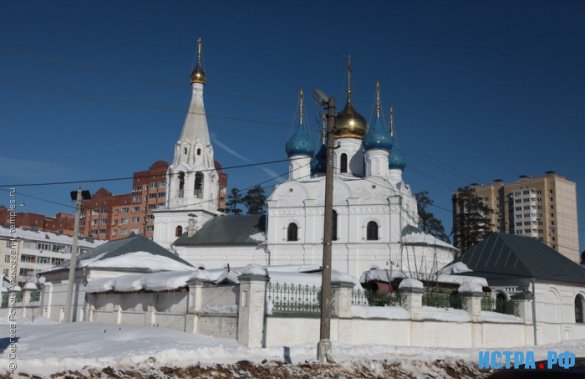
[{"x1": 1, "y1": 1, "x2": 584, "y2": 252}]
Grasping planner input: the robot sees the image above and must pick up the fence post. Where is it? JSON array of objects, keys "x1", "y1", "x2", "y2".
[
  {"x1": 22, "y1": 288, "x2": 32, "y2": 318},
  {"x1": 459, "y1": 283, "x2": 484, "y2": 323},
  {"x1": 237, "y1": 272, "x2": 269, "y2": 348},
  {"x1": 331, "y1": 281, "x2": 353, "y2": 319},
  {"x1": 512, "y1": 291, "x2": 533, "y2": 325},
  {"x1": 186, "y1": 280, "x2": 205, "y2": 333},
  {"x1": 399, "y1": 279, "x2": 424, "y2": 321}
]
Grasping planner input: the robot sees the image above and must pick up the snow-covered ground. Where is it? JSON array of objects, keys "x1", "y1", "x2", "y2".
[{"x1": 2, "y1": 318, "x2": 584, "y2": 377}]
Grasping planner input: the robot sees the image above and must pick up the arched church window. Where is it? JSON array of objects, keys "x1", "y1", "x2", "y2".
[
  {"x1": 178, "y1": 172, "x2": 185, "y2": 198},
  {"x1": 332, "y1": 210, "x2": 338, "y2": 241},
  {"x1": 366, "y1": 221, "x2": 378, "y2": 240},
  {"x1": 287, "y1": 223, "x2": 298, "y2": 241},
  {"x1": 195, "y1": 172, "x2": 204, "y2": 198},
  {"x1": 197, "y1": 148, "x2": 201, "y2": 156},
  {"x1": 183, "y1": 147, "x2": 187, "y2": 154},
  {"x1": 576, "y1": 295, "x2": 584, "y2": 323},
  {"x1": 175, "y1": 225, "x2": 183, "y2": 237},
  {"x1": 340, "y1": 153, "x2": 348, "y2": 173}
]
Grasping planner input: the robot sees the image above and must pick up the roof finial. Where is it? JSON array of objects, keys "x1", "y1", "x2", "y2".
[
  {"x1": 346, "y1": 55, "x2": 352, "y2": 104},
  {"x1": 299, "y1": 89, "x2": 304, "y2": 126},
  {"x1": 390, "y1": 106, "x2": 395, "y2": 137},
  {"x1": 197, "y1": 37, "x2": 204, "y2": 65},
  {"x1": 376, "y1": 80, "x2": 381, "y2": 119},
  {"x1": 191, "y1": 36, "x2": 206, "y2": 84}
]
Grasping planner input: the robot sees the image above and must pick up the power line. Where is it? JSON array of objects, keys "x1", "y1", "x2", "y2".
[
  {"x1": 0, "y1": 188, "x2": 75, "y2": 210},
  {"x1": 0, "y1": 157, "x2": 303, "y2": 188}
]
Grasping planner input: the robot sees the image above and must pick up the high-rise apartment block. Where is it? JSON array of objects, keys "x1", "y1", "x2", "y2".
[{"x1": 453, "y1": 172, "x2": 580, "y2": 263}]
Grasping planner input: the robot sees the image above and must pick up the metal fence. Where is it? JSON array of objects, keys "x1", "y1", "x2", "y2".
[
  {"x1": 266, "y1": 282, "x2": 321, "y2": 314},
  {"x1": 422, "y1": 290, "x2": 462, "y2": 309},
  {"x1": 481, "y1": 294, "x2": 516, "y2": 315},
  {"x1": 352, "y1": 289, "x2": 402, "y2": 307}
]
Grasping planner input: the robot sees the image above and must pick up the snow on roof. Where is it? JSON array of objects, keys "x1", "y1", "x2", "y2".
[
  {"x1": 0, "y1": 225, "x2": 106, "y2": 248},
  {"x1": 85, "y1": 264, "x2": 360, "y2": 293},
  {"x1": 144, "y1": 270, "x2": 205, "y2": 292},
  {"x1": 82, "y1": 251, "x2": 194, "y2": 272},
  {"x1": 23, "y1": 282, "x2": 37, "y2": 290},
  {"x1": 438, "y1": 262, "x2": 472, "y2": 275},
  {"x1": 401, "y1": 226, "x2": 456, "y2": 250},
  {"x1": 86, "y1": 269, "x2": 213, "y2": 293},
  {"x1": 399, "y1": 278, "x2": 423, "y2": 290},
  {"x1": 360, "y1": 268, "x2": 408, "y2": 284},
  {"x1": 436, "y1": 274, "x2": 488, "y2": 288}
]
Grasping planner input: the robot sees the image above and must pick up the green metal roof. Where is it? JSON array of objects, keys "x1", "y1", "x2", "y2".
[
  {"x1": 460, "y1": 233, "x2": 585, "y2": 285},
  {"x1": 174, "y1": 215, "x2": 266, "y2": 246}
]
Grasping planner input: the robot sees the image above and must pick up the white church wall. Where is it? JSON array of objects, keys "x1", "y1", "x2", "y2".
[
  {"x1": 533, "y1": 282, "x2": 585, "y2": 344},
  {"x1": 174, "y1": 245, "x2": 268, "y2": 269}
]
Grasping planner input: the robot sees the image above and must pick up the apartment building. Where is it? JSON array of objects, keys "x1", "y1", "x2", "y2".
[
  {"x1": 0, "y1": 226, "x2": 105, "y2": 286},
  {"x1": 80, "y1": 160, "x2": 228, "y2": 240},
  {"x1": 0, "y1": 207, "x2": 75, "y2": 236},
  {"x1": 453, "y1": 172, "x2": 580, "y2": 263}
]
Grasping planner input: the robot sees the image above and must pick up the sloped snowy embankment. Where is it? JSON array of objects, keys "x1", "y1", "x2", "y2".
[{"x1": 1, "y1": 319, "x2": 584, "y2": 378}]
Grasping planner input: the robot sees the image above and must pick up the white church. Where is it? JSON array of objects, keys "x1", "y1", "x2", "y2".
[{"x1": 153, "y1": 40, "x2": 457, "y2": 279}]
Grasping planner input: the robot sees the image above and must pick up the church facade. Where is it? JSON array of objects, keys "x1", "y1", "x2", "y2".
[{"x1": 154, "y1": 42, "x2": 457, "y2": 279}]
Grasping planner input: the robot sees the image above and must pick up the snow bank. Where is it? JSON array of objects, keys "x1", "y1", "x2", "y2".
[
  {"x1": 352, "y1": 305, "x2": 409, "y2": 320},
  {"x1": 421, "y1": 307, "x2": 471, "y2": 322},
  {"x1": 481, "y1": 311, "x2": 521, "y2": 323},
  {"x1": 2, "y1": 318, "x2": 585, "y2": 377}
]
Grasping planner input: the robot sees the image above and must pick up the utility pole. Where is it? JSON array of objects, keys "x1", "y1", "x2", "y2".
[
  {"x1": 316, "y1": 94, "x2": 336, "y2": 363},
  {"x1": 64, "y1": 188, "x2": 90, "y2": 323}
]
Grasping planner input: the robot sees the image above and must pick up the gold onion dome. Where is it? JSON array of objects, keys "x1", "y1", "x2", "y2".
[
  {"x1": 335, "y1": 55, "x2": 367, "y2": 139},
  {"x1": 190, "y1": 37, "x2": 207, "y2": 84}
]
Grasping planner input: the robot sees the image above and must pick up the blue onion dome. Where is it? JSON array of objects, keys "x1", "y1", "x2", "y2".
[
  {"x1": 286, "y1": 128, "x2": 315, "y2": 157},
  {"x1": 364, "y1": 117, "x2": 392, "y2": 151},
  {"x1": 388, "y1": 147, "x2": 406, "y2": 170},
  {"x1": 311, "y1": 144, "x2": 327, "y2": 175}
]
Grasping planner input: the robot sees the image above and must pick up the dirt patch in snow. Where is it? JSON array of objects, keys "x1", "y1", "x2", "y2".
[{"x1": 1, "y1": 359, "x2": 492, "y2": 379}]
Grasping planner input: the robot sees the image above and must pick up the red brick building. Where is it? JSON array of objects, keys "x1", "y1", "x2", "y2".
[
  {"x1": 0, "y1": 207, "x2": 75, "y2": 236},
  {"x1": 80, "y1": 160, "x2": 227, "y2": 240}
]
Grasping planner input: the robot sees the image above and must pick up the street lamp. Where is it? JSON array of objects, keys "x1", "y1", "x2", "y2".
[
  {"x1": 313, "y1": 89, "x2": 336, "y2": 363},
  {"x1": 64, "y1": 188, "x2": 91, "y2": 323}
]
